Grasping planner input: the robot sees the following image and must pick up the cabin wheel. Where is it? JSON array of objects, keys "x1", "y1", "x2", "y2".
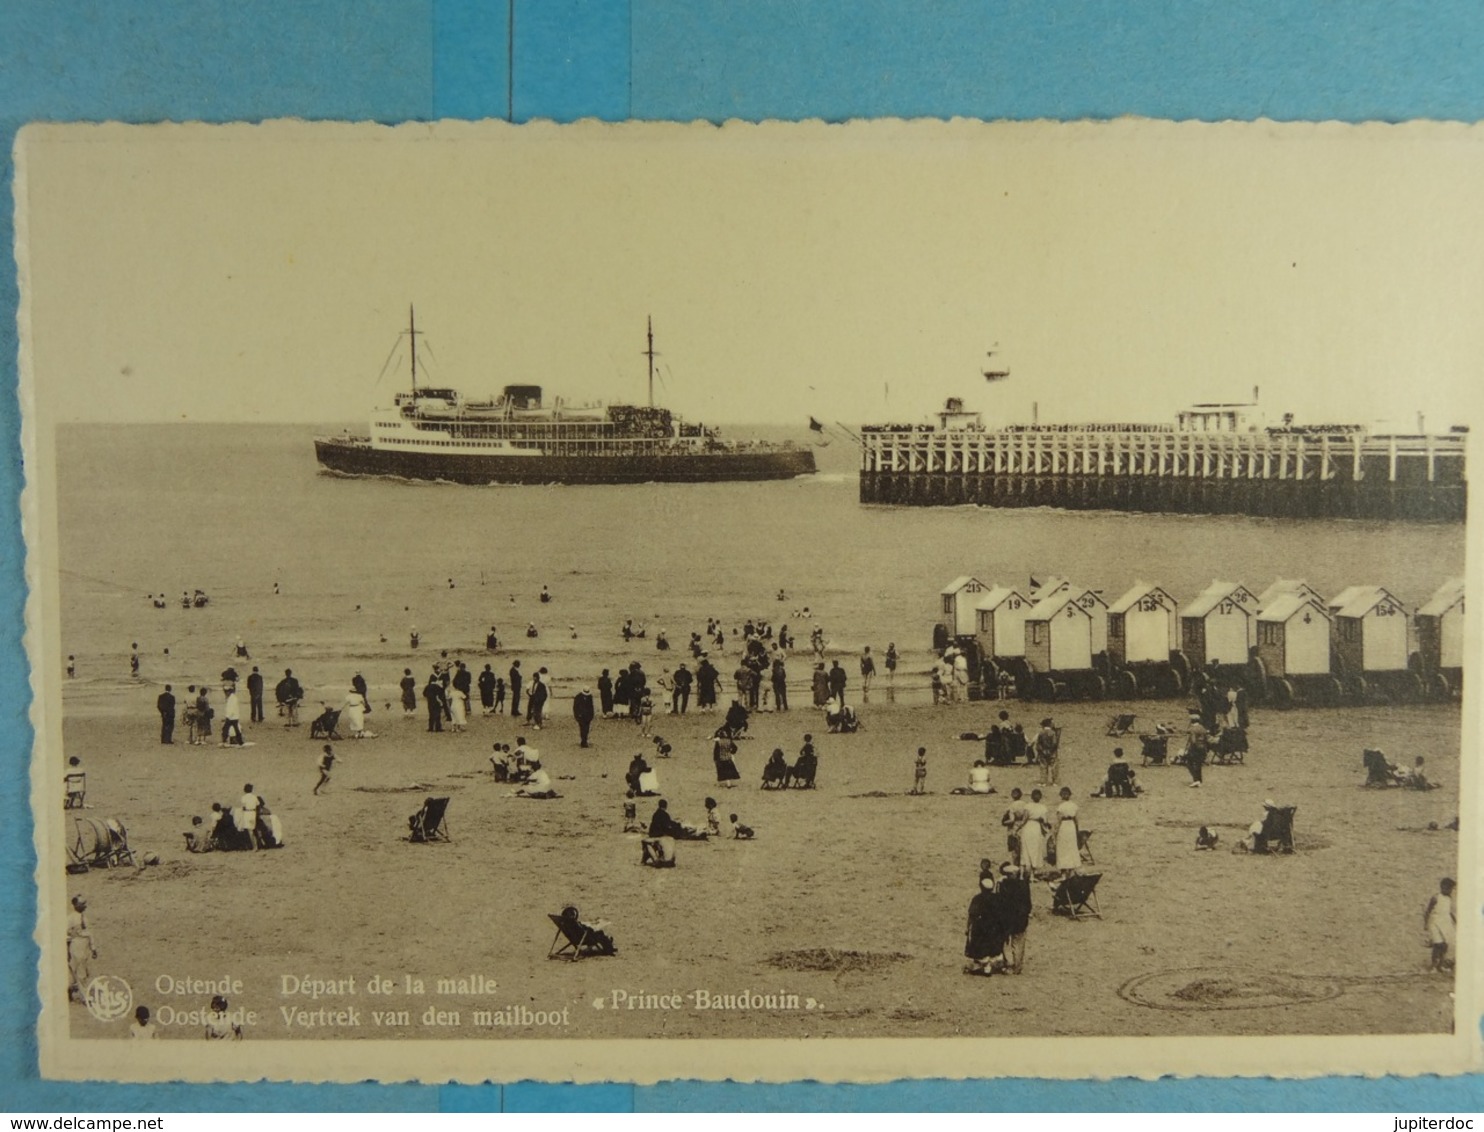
[
  {"x1": 1086, "y1": 674, "x2": 1107, "y2": 701},
  {"x1": 1114, "y1": 669, "x2": 1138, "y2": 700},
  {"x1": 1321, "y1": 676, "x2": 1344, "y2": 706},
  {"x1": 1270, "y1": 677, "x2": 1294, "y2": 709},
  {"x1": 1036, "y1": 674, "x2": 1058, "y2": 702},
  {"x1": 1345, "y1": 674, "x2": 1368, "y2": 704},
  {"x1": 1246, "y1": 656, "x2": 1269, "y2": 702}
]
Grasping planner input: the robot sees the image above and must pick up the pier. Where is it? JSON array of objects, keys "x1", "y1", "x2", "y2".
[{"x1": 859, "y1": 426, "x2": 1466, "y2": 520}]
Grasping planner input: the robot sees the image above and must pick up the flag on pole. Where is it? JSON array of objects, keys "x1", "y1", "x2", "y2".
[{"x1": 808, "y1": 417, "x2": 825, "y2": 432}]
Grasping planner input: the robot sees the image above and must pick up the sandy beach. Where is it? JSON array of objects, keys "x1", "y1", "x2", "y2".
[{"x1": 59, "y1": 663, "x2": 1460, "y2": 1042}]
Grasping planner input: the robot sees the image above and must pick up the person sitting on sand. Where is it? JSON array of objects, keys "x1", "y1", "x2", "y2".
[
  {"x1": 625, "y1": 753, "x2": 653, "y2": 796},
  {"x1": 184, "y1": 815, "x2": 213, "y2": 853},
  {"x1": 730, "y1": 813, "x2": 755, "y2": 839},
  {"x1": 1196, "y1": 825, "x2": 1220, "y2": 850},
  {"x1": 762, "y1": 747, "x2": 789, "y2": 788},
  {"x1": 515, "y1": 759, "x2": 558, "y2": 799},
  {"x1": 1401, "y1": 756, "x2": 1439, "y2": 791},
  {"x1": 704, "y1": 797, "x2": 722, "y2": 837},
  {"x1": 1096, "y1": 747, "x2": 1138, "y2": 798},
  {"x1": 952, "y1": 759, "x2": 995, "y2": 795}
]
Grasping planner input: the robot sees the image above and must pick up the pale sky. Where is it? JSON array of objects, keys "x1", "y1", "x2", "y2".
[{"x1": 17, "y1": 118, "x2": 1484, "y2": 429}]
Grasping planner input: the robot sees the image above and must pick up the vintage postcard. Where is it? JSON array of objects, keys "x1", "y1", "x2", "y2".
[{"x1": 15, "y1": 118, "x2": 1482, "y2": 1083}]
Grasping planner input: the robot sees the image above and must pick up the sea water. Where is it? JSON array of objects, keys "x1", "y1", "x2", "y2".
[{"x1": 54, "y1": 423, "x2": 1467, "y2": 706}]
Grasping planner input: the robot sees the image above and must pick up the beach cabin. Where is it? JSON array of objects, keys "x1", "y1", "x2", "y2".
[
  {"x1": 1180, "y1": 581, "x2": 1259, "y2": 669},
  {"x1": 974, "y1": 585, "x2": 1032, "y2": 660},
  {"x1": 1415, "y1": 577, "x2": 1465, "y2": 676},
  {"x1": 1030, "y1": 576, "x2": 1108, "y2": 655},
  {"x1": 1107, "y1": 582, "x2": 1179, "y2": 667},
  {"x1": 1255, "y1": 592, "x2": 1332, "y2": 705},
  {"x1": 1025, "y1": 590, "x2": 1095, "y2": 675},
  {"x1": 1327, "y1": 586, "x2": 1409, "y2": 677},
  {"x1": 939, "y1": 576, "x2": 988, "y2": 640}
]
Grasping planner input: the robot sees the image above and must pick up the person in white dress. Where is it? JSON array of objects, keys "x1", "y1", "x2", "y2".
[
  {"x1": 1021, "y1": 789, "x2": 1049, "y2": 871},
  {"x1": 1424, "y1": 878, "x2": 1457, "y2": 971},
  {"x1": 1053, "y1": 786, "x2": 1081, "y2": 873}
]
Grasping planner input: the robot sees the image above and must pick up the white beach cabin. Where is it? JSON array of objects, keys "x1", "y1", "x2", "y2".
[
  {"x1": 939, "y1": 576, "x2": 988, "y2": 639},
  {"x1": 1416, "y1": 577, "x2": 1465, "y2": 673},
  {"x1": 1255, "y1": 592, "x2": 1332, "y2": 679},
  {"x1": 1107, "y1": 582, "x2": 1179, "y2": 667},
  {"x1": 1024, "y1": 590, "x2": 1095, "y2": 674},
  {"x1": 1328, "y1": 585, "x2": 1409, "y2": 676},
  {"x1": 1180, "y1": 581, "x2": 1259, "y2": 669},
  {"x1": 974, "y1": 585, "x2": 1032, "y2": 660}
]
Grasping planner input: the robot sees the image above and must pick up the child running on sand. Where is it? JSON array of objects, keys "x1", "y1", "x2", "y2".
[
  {"x1": 313, "y1": 745, "x2": 335, "y2": 795},
  {"x1": 911, "y1": 747, "x2": 928, "y2": 794}
]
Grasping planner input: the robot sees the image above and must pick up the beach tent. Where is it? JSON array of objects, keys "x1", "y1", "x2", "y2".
[
  {"x1": 1025, "y1": 590, "x2": 1095, "y2": 674},
  {"x1": 1107, "y1": 582, "x2": 1179, "y2": 667},
  {"x1": 973, "y1": 585, "x2": 1031, "y2": 659},
  {"x1": 1180, "y1": 581, "x2": 1259, "y2": 668},
  {"x1": 939, "y1": 576, "x2": 988, "y2": 638},
  {"x1": 1328, "y1": 585, "x2": 1409, "y2": 675},
  {"x1": 1416, "y1": 577, "x2": 1465, "y2": 673},
  {"x1": 1255, "y1": 592, "x2": 1332, "y2": 679}
]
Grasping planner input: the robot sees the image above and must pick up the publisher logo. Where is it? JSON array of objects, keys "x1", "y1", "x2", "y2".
[{"x1": 83, "y1": 974, "x2": 133, "y2": 1022}]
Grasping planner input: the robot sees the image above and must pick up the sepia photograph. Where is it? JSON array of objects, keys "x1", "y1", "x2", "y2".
[{"x1": 16, "y1": 118, "x2": 1481, "y2": 1084}]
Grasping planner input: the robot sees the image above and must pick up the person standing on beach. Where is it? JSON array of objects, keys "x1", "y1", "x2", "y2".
[
  {"x1": 400, "y1": 669, "x2": 417, "y2": 716},
  {"x1": 246, "y1": 667, "x2": 265, "y2": 723},
  {"x1": 572, "y1": 687, "x2": 596, "y2": 747},
  {"x1": 1035, "y1": 718, "x2": 1060, "y2": 786},
  {"x1": 275, "y1": 669, "x2": 303, "y2": 727},
  {"x1": 885, "y1": 643, "x2": 898, "y2": 687},
  {"x1": 478, "y1": 664, "x2": 496, "y2": 715},
  {"x1": 671, "y1": 664, "x2": 693, "y2": 714},
  {"x1": 1184, "y1": 714, "x2": 1209, "y2": 789},
  {"x1": 597, "y1": 669, "x2": 615, "y2": 717},
  {"x1": 771, "y1": 656, "x2": 789, "y2": 711},
  {"x1": 811, "y1": 663, "x2": 830, "y2": 707},
  {"x1": 157, "y1": 684, "x2": 176, "y2": 745},
  {"x1": 493, "y1": 676, "x2": 506, "y2": 714},
  {"x1": 66, "y1": 895, "x2": 96, "y2": 1003},
  {"x1": 828, "y1": 660, "x2": 848, "y2": 709},
  {"x1": 911, "y1": 748, "x2": 928, "y2": 795},
  {"x1": 220, "y1": 683, "x2": 244, "y2": 746},
  {"x1": 452, "y1": 661, "x2": 473, "y2": 719},
  {"x1": 860, "y1": 647, "x2": 876, "y2": 696},
  {"x1": 1424, "y1": 877, "x2": 1457, "y2": 972},
  {"x1": 67, "y1": 655, "x2": 76, "y2": 678},
  {"x1": 423, "y1": 674, "x2": 446, "y2": 732},
  {"x1": 193, "y1": 685, "x2": 214, "y2": 744},
  {"x1": 696, "y1": 657, "x2": 718, "y2": 712},
  {"x1": 130, "y1": 644, "x2": 140, "y2": 679},
  {"x1": 508, "y1": 660, "x2": 524, "y2": 718},
  {"x1": 528, "y1": 669, "x2": 550, "y2": 729}
]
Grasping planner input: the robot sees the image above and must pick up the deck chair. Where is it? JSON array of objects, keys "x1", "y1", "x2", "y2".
[
  {"x1": 1254, "y1": 805, "x2": 1296, "y2": 854},
  {"x1": 787, "y1": 756, "x2": 818, "y2": 789},
  {"x1": 547, "y1": 906, "x2": 617, "y2": 961},
  {"x1": 1077, "y1": 829, "x2": 1095, "y2": 865},
  {"x1": 63, "y1": 772, "x2": 87, "y2": 810},
  {"x1": 1106, "y1": 713, "x2": 1136, "y2": 737},
  {"x1": 622, "y1": 801, "x2": 644, "y2": 832},
  {"x1": 68, "y1": 816, "x2": 137, "y2": 869},
  {"x1": 310, "y1": 706, "x2": 342, "y2": 740},
  {"x1": 1139, "y1": 734, "x2": 1169, "y2": 765},
  {"x1": 1050, "y1": 872, "x2": 1102, "y2": 919},
  {"x1": 1212, "y1": 726, "x2": 1248, "y2": 765},
  {"x1": 408, "y1": 796, "x2": 451, "y2": 843}
]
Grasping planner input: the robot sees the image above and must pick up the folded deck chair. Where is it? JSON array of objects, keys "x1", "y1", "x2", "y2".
[
  {"x1": 1050, "y1": 872, "x2": 1102, "y2": 919},
  {"x1": 1077, "y1": 829, "x2": 1095, "y2": 865},
  {"x1": 408, "y1": 796, "x2": 451, "y2": 843},
  {"x1": 547, "y1": 906, "x2": 617, "y2": 961},
  {"x1": 1362, "y1": 749, "x2": 1399, "y2": 787},
  {"x1": 1213, "y1": 726, "x2": 1248, "y2": 765},
  {"x1": 63, "y1": 772, "x2": 86, "y2": 810},
  {"x1": 1254, "y1": 805, "x2": 1296, "y2": 854},
  {"x1": 1106, "y1": 713, "x2": 1136, "y2": 737}
]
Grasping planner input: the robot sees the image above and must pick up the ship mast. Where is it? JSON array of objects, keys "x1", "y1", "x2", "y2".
[
  {"x1": 408, "y1": 304, "x2": 420, "y2": 394},
  {"x1": 644, "y1": 316, "x2": 658, "y2": 409}
]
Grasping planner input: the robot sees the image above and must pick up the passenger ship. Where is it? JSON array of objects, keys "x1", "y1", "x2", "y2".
[{"x1": 314, "y1": 312, "x2": 816, "y2": 485}]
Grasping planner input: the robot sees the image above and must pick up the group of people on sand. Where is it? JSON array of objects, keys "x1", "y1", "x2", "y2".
[
  {"x1": 184, "y1": 783, "x2": 284, "y2": 852},
  {"x1": 963, "y1": 859, "x2": 1034, "y2": 976},
  {"x1": 639, "y1": 795, "x2": 754, "y2": 867},
  {"x1": 1000, "y1": 786, "x2": 1084, "y2": 875}
]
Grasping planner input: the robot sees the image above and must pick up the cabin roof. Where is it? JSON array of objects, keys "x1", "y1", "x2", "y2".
[
  {"x1": 1028, "y1": 575, "x2": 1070, "y2": 599},
  {"x1": 1182, "y1": 581, "x2": 1255, "y2": 619},
  {"x1": 1257, "y1": 592, "x2": 1331, "y2": 625},
  {"x1": 1256, "y1": 578, "x2": 1322, "y2": 609},
  {"x1": 974, "y1": 585, "x2": 1026, "y2": 612},
  {"x1": 1419, "y1": 577, "x2": 1465, "y2": 617},
  {"x1": 1331, "y1": 585, "x2": 1402, "y2": 620},
  {"x1": 1108, "y1": 582, "x2": 1175, "y2": 615},
  {"x1": 940, "y1": 576, "x2": 984, "y2": 596},
  {"x1": 1026, "y1": 591, "x2": 1090, "y2": 622}
]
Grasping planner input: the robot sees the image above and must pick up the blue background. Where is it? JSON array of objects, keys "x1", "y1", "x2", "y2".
[{"x1": 3, "y1": 0, "x2": 1482, "y2": 1113}]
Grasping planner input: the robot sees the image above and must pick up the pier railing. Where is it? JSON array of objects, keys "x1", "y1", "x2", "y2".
[{"x1": 859, "y1": 428, "x2": 1467, "y2": 520}]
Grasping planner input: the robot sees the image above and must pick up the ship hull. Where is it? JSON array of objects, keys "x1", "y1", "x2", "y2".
[{"x1": 315, "y1": 438, "x2": 816, "y2": 484}]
